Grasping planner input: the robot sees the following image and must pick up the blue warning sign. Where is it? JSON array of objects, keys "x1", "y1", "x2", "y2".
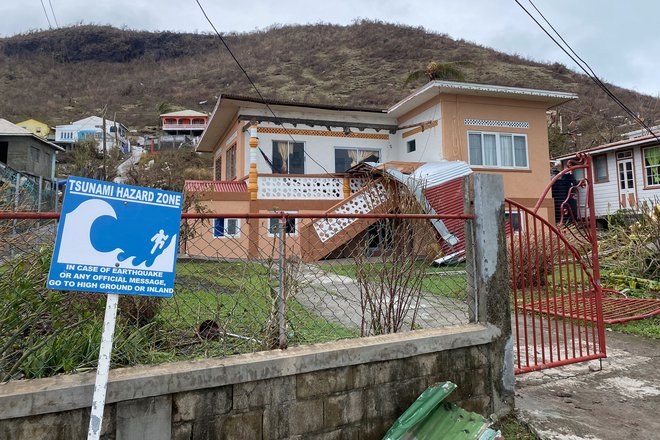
[{"x1": 47, "y1": 176, "x2": 183, "y2": 297}]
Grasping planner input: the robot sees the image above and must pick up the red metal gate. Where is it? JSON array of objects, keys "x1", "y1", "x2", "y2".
[{"x1": 506, "y1": 153, "x2": 607, "y2": 374}]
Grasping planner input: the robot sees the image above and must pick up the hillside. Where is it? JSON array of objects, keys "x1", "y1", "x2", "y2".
[{"x1": 1, "y1": 21, "x2": 658, "y2": 156}]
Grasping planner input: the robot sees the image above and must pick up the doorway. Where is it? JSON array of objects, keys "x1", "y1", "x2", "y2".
[{"x1": 616, "y1": 150, "x2": 637, "y2": 209}]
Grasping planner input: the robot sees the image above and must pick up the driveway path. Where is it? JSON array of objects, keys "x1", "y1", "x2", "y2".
[
  {"x1": 294, "y1": 264, "x2": 471, "y2": 331},
  {"x1": 516, "y1": 330, "x2": 660, "y2": 440}
]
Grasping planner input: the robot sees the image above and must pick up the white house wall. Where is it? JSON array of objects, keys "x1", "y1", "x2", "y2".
[
  {"x1": 243, "y1": 121, "x2": 393, "y2": 176},
  {"x1": 391, "y1": 103, "x2": 443, "y2": 162},
  {"x1": 592, "y1": 151, "x2": 618, "y2": 217},
  {"x1": 591, "y1": 147, "x2": 660, "y2": 217}
]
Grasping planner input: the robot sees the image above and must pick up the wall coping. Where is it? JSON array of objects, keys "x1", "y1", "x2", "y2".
[{"x1": 0, "y1": 323, "x2": 498, "y2": 420}]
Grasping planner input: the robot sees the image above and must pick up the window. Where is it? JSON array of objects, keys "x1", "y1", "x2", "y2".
[
  {"x1": 0, "y1": 141, "x2": 8, "y2": 164},
  {"x1": 643, "y1": 146, "x2": 660, "y2": 186},
  {"x1": 407, "y1": 139, "x2": 416, "y2": 153},
  {"x1": 30, "y1": 146, "x2": 40, "y2": 163},
  {"x1": 214, "y1": 156, "x2": 222, "y2": 180},
  {"x1": 467, "y1": 131, "x2": 528, "y2": 168},
  {"x1": 272, "y1": 141, "x2": 304, "y2": 174},
  {"x1": 268, "y1": 214, "x2": 297, "y2": 236},
  {"x1": 593, "y1": 154, "x2": 608, "y2": 183},
  {"x1": 505, "y1": 212, "x2": 523, "y2": 232},
  {"x1": 213, "y1": 218, "x2": 240, "y2": 238},
  {"x1": 334, "y1": 148, "x2": 381, "y2": 172},
  {"x1": 225, "y1": 145, "x2": 237, "y2": 180}
]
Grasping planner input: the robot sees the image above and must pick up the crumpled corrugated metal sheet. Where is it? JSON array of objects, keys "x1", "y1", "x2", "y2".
[{"x1": 383, "y1": 382, "x2": 502, "y2": 440}]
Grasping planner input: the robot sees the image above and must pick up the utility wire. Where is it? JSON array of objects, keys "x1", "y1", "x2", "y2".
[
  {"x1": 514, "y1": 0, "x2": 660, "y2": 141},
  {"x1": 193, "y1": 0, "x2": 333, "y2": 174},
  {"x1": 48, "y1": 0, "x2": 59, "y2": 28},
  {"x1": 39, "y1": 0, "x2": 53, "y2": 29},
  {"x1": 525, "y1": 0, "x2": 652, "y2": 134}
]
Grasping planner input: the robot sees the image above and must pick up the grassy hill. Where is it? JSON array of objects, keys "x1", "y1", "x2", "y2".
[{"x1": 1, "y1": 21, "x2": 658, "y2": 156}]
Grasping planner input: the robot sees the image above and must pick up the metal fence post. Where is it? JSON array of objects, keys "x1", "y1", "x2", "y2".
[
  {"x1": 12, "y1": 172, "x2": 20, "y2": 237},
  {"x1": 278, "y1": 215, "x2": 287, "y2": 348},
  {"x1": 37, "y1": 176, "x2": 43, "y2": 213}
]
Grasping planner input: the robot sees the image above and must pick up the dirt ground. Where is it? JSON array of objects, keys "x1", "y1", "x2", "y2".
[{"x1": 515, "y1": 329, "x2": 660, "y2": 440}]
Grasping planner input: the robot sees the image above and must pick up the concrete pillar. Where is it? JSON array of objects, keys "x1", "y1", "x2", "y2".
[
  {"x1": 248, "y1": 125, "x2": 258, "y2": 201},
  {"x1": 466, "y1": 173, "x2": 514, "y2": 416}
]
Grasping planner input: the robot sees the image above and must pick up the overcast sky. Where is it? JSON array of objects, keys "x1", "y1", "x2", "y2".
[{"x1": 1, "y1": 1, "x2": 658, "y2": 96}]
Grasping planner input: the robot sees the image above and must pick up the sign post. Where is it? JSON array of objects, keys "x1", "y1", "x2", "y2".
[{"x1": 47, "y1": 176, "x2": 183, "y2": 440}]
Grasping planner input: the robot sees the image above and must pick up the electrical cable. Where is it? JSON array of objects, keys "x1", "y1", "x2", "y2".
[
  {"x1": 525, "y1": 0, "x2": 652, "y2": 133},
  {"x1": 39, "y1": 0, "x2": 52, "y2": 29},
  {"x1": 193, "y1": 0, "x2": 334, "y2": 174},
  {"x1": 514, "y1": 0, "x2": 660, "y2": 141},
  {"x1": 48, "y1": 0, "x2": 59, "y2": 28}
]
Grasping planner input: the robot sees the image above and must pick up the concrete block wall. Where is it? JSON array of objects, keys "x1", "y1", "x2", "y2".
[{"x1": 0, "y1": 324, "x2": 506, "y2": 440}]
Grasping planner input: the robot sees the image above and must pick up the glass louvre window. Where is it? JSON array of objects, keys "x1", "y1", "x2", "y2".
[
  {"x1": 225, "y1": 145, "x2": 237, "y2": 180},
  {"x1": 214, "y1": 156, "x2": 222, "y2": 180},
  {"x1": 513, "y1": 136, "x2": 527, "y2": 167},
  {"x1": 483, "y1": 134, "x2": 497, "y2": 166},
  {"x1": 213, "y1": 219, "x2": 240, "y2": 238},
  {"x1": 593, "y1": 155, "x2": 608, "y2": 182},
  {"x1": 334, "y1": 148, "x2": 381, "y2": 172},
  {"x1": 468, "y1": 133, "x2": 483, "y2": 165},
  {"x1": 468, "y1": 132, "x2": 528, "y2": 168},
  {"x1": 500, "y1": 135, "x2": 514, "y2": 167},
  {"x1": 644, "y1": 146, "x2": 660, "y2": 186},
  {"x1": 407, "y1": 140, "x2": 416, "y2": 153},
  {"x1": 268, "y1": 217, "x2": 296, "y2": 235},
  {"x1": 272, "y1": 141, "x2": 304, "y2": 174}
]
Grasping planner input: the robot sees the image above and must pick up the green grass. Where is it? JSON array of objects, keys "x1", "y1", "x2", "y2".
[
  {"x1": 608, "y1": 316, "x2": 660, "y2": 339},
  {"x1": 493, "y1": 415, "x2": 538, "y2": 440},
  {"x1": 162, "y1": 260, "x2": 358, "y2": 355},
  {"x1": 512, "y1": 261, "x2": 660, "y2": 339},
  {"x1": 319, "y1": 261, "x2": 468, "y2": 299}
]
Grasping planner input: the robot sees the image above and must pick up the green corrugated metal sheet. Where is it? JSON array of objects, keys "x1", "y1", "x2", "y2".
[{"x1": 383, "y1": 382, "x2": 502, "y2": 440}]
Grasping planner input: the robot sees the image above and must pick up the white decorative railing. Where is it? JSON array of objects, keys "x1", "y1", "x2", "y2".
[
  {"x1": 162, "y1": 124, "x2": 207, "y2": 131},
  {"x1": 313, "y1": 182, "x2": 387, "y2": 243},
  {"x1": 349, "y1": 177, "x2": 368, "y2": 194},
  {"x1": 257, "y1": 176, "x2": 344, "y2": 200}
]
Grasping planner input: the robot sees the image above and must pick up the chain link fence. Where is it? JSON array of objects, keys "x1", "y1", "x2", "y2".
[{"x1": 1, "y1": 207, "x2": 476, "y2": 382}]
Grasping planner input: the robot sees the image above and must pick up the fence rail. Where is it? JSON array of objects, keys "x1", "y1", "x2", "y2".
[{"x1": 0, "y1": 210, "x2": 476, "y2": 382}]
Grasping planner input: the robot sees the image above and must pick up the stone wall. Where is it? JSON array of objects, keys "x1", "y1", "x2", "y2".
[{"x1": 0, "y1": 325, "x2": 505, "y2": 440}]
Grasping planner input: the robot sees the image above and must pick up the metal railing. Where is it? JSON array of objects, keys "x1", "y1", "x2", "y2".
[{"x1": 0, "y1": 210, "x2": 476, "y2": 382}]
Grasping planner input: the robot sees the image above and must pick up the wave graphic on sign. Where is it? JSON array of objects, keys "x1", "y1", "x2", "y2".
[{"x1": 56, "y1": 199, "x2": 176, "y2": 272}]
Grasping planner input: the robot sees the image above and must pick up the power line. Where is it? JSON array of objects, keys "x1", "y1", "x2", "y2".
[
  {"x1": 524, "y1": 0, "x2": 649, "y2": 131},
  {"x1": 193, "y1": 0, "x2": 333, "y2": 174},
  {"x1": 39, "y1": 0, "x2": 52, "y2": 29},
  {"x1": 514, "y1": 0, "x2": 660, "y2": 141},
  {"x1": 48, "y1": 0, "x2": 59, "y2": 27}
]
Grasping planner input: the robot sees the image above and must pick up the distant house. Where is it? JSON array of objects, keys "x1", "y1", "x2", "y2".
[
  {"x1": 155, "y1": 110, "x2": 208, "y2": 151},
  {"x1": 0, "y1": 118, "x2": 64, "y2": 183},
  {"x1": 556, "y1": 127, "x2": 660, "y2": 218},
  {"x1": 55, "y1": 116, "x2": 131, "y2": 153},
  {"x1": 16, "y1": 119, "x2": 51, "y2": 139},
  {"x1": 185, "y1": 80, "x2": 577, "y2": 260}
]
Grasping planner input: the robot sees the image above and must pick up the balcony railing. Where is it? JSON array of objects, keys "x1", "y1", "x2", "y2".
[
  {"x1": 162, "y1": 123, "x2": 207, "y2": 131},
  {"x1": 257, "y1": 175, "x2": 368, "y2": 200}
]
